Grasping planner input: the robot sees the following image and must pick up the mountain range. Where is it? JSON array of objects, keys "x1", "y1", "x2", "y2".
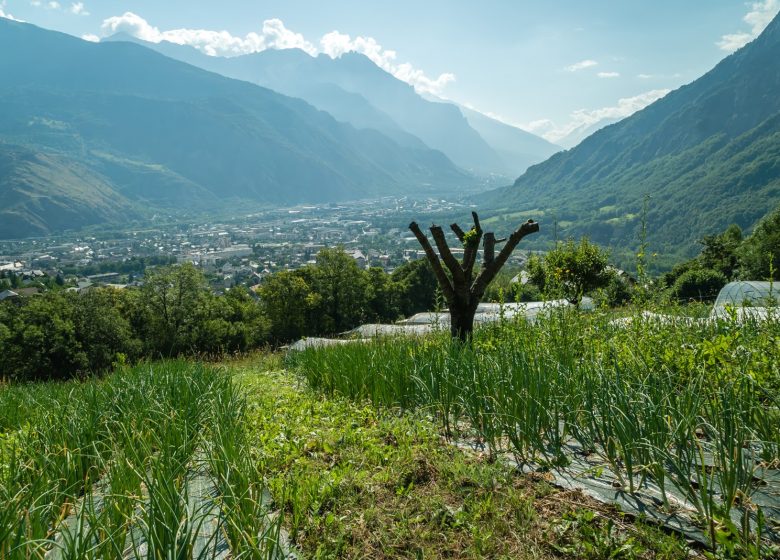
[
  {"x1": 3, "y1": 13, "x2": 779, "y2": 257},
  {"x1": 484, "y1": 11, "x2": 780, "y2": 260},
  {"x1": 0, "y1": 19, "x2": 475, "y2": 237},
  {"x1": 102, "y1": 33, "x2": 561, "y2": 177}
]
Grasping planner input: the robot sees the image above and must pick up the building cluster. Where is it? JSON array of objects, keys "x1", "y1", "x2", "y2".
[{"x1": 0, "y1": 197, "x2": 474, "y2": 297}]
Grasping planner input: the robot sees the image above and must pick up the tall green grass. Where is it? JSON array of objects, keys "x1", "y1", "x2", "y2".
[
  {"x1": 0, "y1": 361, "x2": 283, "y2": 559},
  {"x1": 289, "y1": 306, "x2": 780, "y2": 552}
]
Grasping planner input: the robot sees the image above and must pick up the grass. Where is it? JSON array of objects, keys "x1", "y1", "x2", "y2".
[
  {"x1": 0, "y1": 360, "x2": 281, "y2": 559},
  {"x1": 288, "y1": 305, "x2": 780, "y2": 557},
  {"x1": 232, "y1": 358, "x2": 690, "y2": 559},
  {"x1": 3, "y1": 304, "x2": 778, "y2": 558}
]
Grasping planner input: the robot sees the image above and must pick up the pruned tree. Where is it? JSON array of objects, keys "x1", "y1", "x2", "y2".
[{"x1": 409, "y1": 212, "x2": 539, "y2": 341}]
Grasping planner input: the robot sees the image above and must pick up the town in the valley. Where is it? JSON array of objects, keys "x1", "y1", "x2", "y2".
[{"x1": 0, "y1": 196, "x2": 533, "y2": 300}]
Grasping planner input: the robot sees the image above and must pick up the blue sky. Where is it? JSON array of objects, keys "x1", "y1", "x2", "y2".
[{"x1": 2, "y1": 1, "x2": 778, "y2": 143}]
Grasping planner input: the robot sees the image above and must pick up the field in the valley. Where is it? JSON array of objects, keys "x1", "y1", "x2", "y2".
[{"x1": 2, "y1": 307, "x2": 779, "y2": 559}]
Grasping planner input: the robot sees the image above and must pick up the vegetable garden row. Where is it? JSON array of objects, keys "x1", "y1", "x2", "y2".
[
  {"x1": 291, "y1": 307, "x2": 780, "y2": 554},
  {"x1": 0, "y1": 362, "x2": 284, "y2": 559}
]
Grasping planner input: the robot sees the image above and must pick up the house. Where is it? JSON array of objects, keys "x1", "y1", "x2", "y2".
[
  {"x1": 347, "y1": 249, "x2": 367, "y2": 269},
  {"x1": 0, "y1": 290, "x2": 19, "y2": 301}
]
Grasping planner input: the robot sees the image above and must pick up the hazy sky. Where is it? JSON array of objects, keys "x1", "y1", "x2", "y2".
[{"x1": 2, "y1": 1, "x2": 778, "y2": 142}]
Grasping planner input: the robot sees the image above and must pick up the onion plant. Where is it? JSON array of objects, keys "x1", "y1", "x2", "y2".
[{"x1": 290, "y1": 304, "x2": 780, "y2": 552}]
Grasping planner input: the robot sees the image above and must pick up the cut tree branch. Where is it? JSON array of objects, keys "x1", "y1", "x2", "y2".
[
  {"x1": 409, "y1": 221, "x2": 455, "y2": 302},
  {"x1": 462, "y1": 212, "x2": 483, "y2": 280},
  {"x1": 450, "y1": 223, "x2": 466, "y2": 242},
  {"x1": 471, "y1": 211, "x2": 482, "y2": 233},
  {"x1": 483, "y1": 232, "x2": 497, "y2": 266},
  {"x1": 472, "y1": 220, "x2": 539, "y2": 298},
  {"x1": 431, "y1": 226, "x2": 466, "y2": 288}
]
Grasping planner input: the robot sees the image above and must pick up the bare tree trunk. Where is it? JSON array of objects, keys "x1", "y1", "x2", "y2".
[
  {"x1": 409, "y1": 212, "x2": 539, "y2": 341},
  {"x1": 450, "y1": 297, "x2": 480, "y2": 342}
]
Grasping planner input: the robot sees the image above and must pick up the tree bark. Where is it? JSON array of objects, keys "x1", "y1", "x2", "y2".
[
  {"x1": 410, "y1": 214, "x2": 538, "y2": 342},
  {"x1": 450, "y1": 297, "x2": 480, "y2": 342}
]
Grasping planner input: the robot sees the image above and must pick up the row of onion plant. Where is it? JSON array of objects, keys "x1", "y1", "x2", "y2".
[
  {"x1": 289, "y1": 305, "x2": 780, "y2": 553},
  {"x1": 0, "y1": 360, "x2": 283, "y2": 559}
]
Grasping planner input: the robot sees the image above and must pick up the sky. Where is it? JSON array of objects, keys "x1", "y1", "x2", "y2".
[{"x1": 2, "y1": 1, "x2": 778, "y2": 144}]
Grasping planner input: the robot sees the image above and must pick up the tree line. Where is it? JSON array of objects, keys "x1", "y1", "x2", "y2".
[
  {"x1": 661, "y1": 204, "x2": 780, "y2": 300},
  {"x1": 2, "y1": 204, "x2": 776, "y2": 381},
  {"x1": 0, "y1": 249, "x2": 437, "y2": 381}
]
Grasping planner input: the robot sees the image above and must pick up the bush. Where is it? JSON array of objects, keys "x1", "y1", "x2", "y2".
[
  {"x1": 0, "y1": 265, "x2": 271, "y2": 380},
  {"x1": 594, "y1": 271, "x2": 633, "y2": 308},
  {"x1": 527, "y1": 237, "x2": 611, "y2": 305},
  {"x1": 671, "y1": 268, "x2": 727, "y2": 302}
]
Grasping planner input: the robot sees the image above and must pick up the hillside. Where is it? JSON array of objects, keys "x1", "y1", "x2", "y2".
[
  {"x1": 105, "y1": 34, "x2": 556, "y2": 177},
  {"x1": 484, "y1": 12, "x2": 780, "y2": 259},
  {"x1": 0, "y1": 19, "x2": 470, "y2": 237},
  {"x1": 0, "y1": 144, "x2": 138, "y2": 238}
]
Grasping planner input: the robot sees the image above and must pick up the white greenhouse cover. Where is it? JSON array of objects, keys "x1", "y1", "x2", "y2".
[{"x1": 713, "y1": 281, "x2": 777, "y2": 309}]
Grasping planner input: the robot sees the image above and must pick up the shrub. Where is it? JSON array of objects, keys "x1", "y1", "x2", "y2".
[
  {"x1": 527, "y1": 237, "x2": 611, "y2": 305},
  {"x1": 672, "y1": 268, "x2": 727, "y2": 302}
]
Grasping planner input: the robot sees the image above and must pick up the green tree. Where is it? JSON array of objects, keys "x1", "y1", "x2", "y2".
[
  {"x1": 527, "y1": 237, "x2": 611, "y2": 306},
  {"x1": 390, "y1": 259, "x2": 438, "y2": 318},
  {"x1": 309, "y1": 247, "x2": 369, "y2": 333},
  {"x1": 740, "y1": 205, "x2": 780, "y2": 280},
  {"x1": 0, "y1": 293, "x2": 87, "y2": 380},
  {"x1": 365, "y1": 267, "x2": 400, "y2": 322},
  {"x1": 74, "y1": 288, "x2": 141, "y2": 371},
  {"x1": 259, "y1": 270, "x2": 321, "y2": 343},
  {"x1": 190, "y1": 287, "x2": 269, "y2": 353},
  {"x1": 140, "y1": 263, "x2": 208, "y2": 356},
  {"x1": 699, "y1": 224, "x2": 743, "y2": 279}
]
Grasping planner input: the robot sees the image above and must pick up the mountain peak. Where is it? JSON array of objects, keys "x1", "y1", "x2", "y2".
[{"x1": 105, "y1": 31, "x2": 138, "y2": 42}]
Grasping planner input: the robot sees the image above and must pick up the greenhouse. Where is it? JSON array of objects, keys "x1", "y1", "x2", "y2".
[
  {"x1": 714, "y1": 281, "x2": 777, "y2": 307},
  {"x1": 711, "y1": 281, "x2": 777, "y2": 319}
]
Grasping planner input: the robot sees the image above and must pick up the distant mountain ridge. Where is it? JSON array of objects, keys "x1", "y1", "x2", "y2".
[
  {"x1": 104, "y1": 33, "x2": 560, "y2": 177},
  {"x1": 484, "y1": 12, "x2": 780, "y2": 259},
  {"x1": 456, "y1": 105, "x2": 561, "y2": 175},
  {"x1": 0, "y1": 19, "x2": 471, "y2": 238}
]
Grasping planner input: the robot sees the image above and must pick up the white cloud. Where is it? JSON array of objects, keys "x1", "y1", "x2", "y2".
[
  {"x1": 48, "y1": 1, "x2": 60, "y2": 9},
  {"x1": 523, "y1": 89, "x2": 671, "y2": 143},
  {"x1": 565, "y1": 59, "x2": 598, "y2": 72},
  {"x1": 70, "y1": 2, "x2": 88, "y2": 16},
  {"x1": 717, "y1": 0, "x2": 779, "y2": 52},
  {"x1": 81, "y1": 33, "x2": 99, "y2": 42},
  {"x1": 597, "y1": 71, "x2": 620, "y2": 78},
  {"x1": 320, "y1": 30, "x2": 454, "y2": 94},
  {"x1": 98, "y1": 13, "x2": 454, "y2": 95},
  {"x1": 0, "y1": 0, "x2": 22, "y2": 20},
  {"x1": 101, "y1": 13, "x2": 316, "y2": 56},
  {"x1": 637, "y1": 72, "x2": 682, "y2": 80}
]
